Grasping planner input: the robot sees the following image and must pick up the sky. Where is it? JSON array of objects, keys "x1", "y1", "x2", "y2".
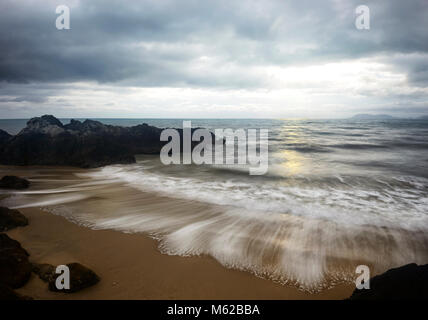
[{"x1": 0, "y1": 0, "x2": 427, "y2": 119}]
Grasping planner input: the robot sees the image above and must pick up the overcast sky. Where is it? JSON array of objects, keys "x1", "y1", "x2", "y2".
[{"x1": 0, "y1": 0, "x2": 427, "y2": 119}]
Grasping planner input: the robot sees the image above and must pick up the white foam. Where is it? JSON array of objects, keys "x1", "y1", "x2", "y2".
[
  {"x1": 80, "y1": 165, "x2": 428, "y2": 230},
  {"x1": 10, "y1": 193, "x2": 89, "y2": 209}
]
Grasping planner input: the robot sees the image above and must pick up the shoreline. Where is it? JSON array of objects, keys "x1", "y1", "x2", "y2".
[{"x1": 7, "y1": 207, "x2": 354, "y2": 299}]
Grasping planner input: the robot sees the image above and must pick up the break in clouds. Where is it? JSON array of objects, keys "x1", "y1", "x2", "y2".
[{"x1": 0, "y1": 0, "x2": 427, "y2": 118}]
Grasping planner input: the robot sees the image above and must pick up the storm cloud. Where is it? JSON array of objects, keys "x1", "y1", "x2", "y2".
[{"x1": 0, "y1": 0, "x2": 427, "y2": 118}]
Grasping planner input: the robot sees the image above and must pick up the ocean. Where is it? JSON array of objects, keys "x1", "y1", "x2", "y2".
[{"x1": 1, "y1": 118, "x2": 428, "y2": 291}]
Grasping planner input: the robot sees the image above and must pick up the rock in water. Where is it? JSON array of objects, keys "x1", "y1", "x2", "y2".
[
  {"x1": 0, "y1": 176, "x2": 30, "y2": 189},
  {"x1": 349, "y1": 263, "x2": 428, "y2": 300},
  {"x1": 0, "y1": 207, "x2": 29, "y2": 231},
  {"x1": 0, "y1": 115, "x2": 162, "y2": 167},
  {"x1": 0, "y1": 114, "x2": 219, "y2": 168},
  {"x1": 0, "y1": 233, "x2": 32, "y2": 288},
  {"x1": 33, "y1": 262, "x2": 100, "y2": 293}
]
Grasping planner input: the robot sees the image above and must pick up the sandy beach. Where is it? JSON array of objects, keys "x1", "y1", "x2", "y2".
[
  {"x1": 2, "y1": 164, "x2": 425, "y2": 299},
  {"x1": 5, "y1": 206, "x2": 354, "y2": 300}
]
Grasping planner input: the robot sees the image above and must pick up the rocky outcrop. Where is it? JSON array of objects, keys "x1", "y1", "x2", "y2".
[
  {"x1": 33, "y1": 262, "x2": 100, "y2": 293},
  {"x1": 0, "y1": 115, "x2": 215, "y2": 168},
  {"x1": 349, "y1": 263, "x2": 428, "y2": 300},
  {"x1": 0, "y1": 176, "x2": 30, "y2": 189},
  {"x1": 0, "y1": 207, "x2": 28, "y2": 231},
  {"x1": 0, "y1": 233, "x2": 32, "y2": 289},
  {"x1": 0, "y1": 115, "x2": 156, "y2": 167},
  {"x1": 0, "y1": 129, "x2": 11, "y2": 147}
]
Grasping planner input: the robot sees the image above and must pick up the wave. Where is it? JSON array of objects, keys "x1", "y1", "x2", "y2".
[
  {"x1": 79, "y1": 165, "x2": 428, "y2": 229},
  {"x1": 327, "y1": 143, "x2": 388, "y2": 150},
  {"x1": 7, "y1": 193, "x2": 90, "y2": 208},
  {"x1": 3, "y1": 164, "x2": 428, "y2": 292}
]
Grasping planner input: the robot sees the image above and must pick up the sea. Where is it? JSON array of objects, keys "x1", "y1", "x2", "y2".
[{"x1": 1, "y1": 118, "x2": 428, "y2": 291}]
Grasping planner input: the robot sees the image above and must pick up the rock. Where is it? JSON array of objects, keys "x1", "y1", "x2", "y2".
[
  {"x1": 0, "y1": 115, "x2": 220, "y2": 168},
  {"x1": 0, "y1": 233, "x2": 32, "y2": 288},
  {"x1": 0, "y1": 129, "x2": 11, "y2": 147},
  {"x1": 49, "y1": 263, "x2": 100, "y2": 293},
  {"x1": 24, "y1": 115, "x2": 65, "y2": 135},
  {"x1": 0, "y1": 115, "x2": 160, "y2": 167},
  {"x1": 33, "y1": 262, "x2": 100, "y2": 293},
  {"x1": 0, "y1": 283, "x2": 33, "y2": 300},
  {"x1": 0, "y1": 207, "x2": 29, "y2": 231},
  {"x1": 0, "y1": 175, "x2": 30, "y2": 189},
  {"x1": 348, "y1": 263, "x2": 428, "y2": 300},
  {"x1": 32, "y1": 263, "x2": 56, "y2": 283}
]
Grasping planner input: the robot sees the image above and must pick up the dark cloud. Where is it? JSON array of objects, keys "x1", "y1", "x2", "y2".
[
  {"x1": 0, "y1": 0, "x2": 427, "y2": 88},
  {"x1": 0, "y1": 0, "x2": 428, "y2": 119},
  {"x1": 0, "y1": 96, "x2": 46, "y2": 103}
]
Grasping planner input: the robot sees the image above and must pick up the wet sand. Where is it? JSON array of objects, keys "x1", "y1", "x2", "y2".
[{"x1": 7, "y1": 207, "x2": 354, "y2": 299}]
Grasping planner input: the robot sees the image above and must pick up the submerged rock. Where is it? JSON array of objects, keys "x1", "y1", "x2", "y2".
[
  {"x1": 0, "y1": 207, "x2": 29, "y2": 231},
  {"x1": 0, "y1": 233, "x2": 32, "y2": 289},
  {"x1": 33, "y1": 262, "x2": 100, "y2": 293},
  {"x1": 349, "y1": 263, "x2": 428, "y2": 300},
  {"x1": 0, "y1": 175, "x2": 30, "y2": 189}
]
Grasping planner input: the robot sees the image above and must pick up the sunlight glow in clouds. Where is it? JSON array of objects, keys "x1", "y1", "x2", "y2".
[{"x1": 3, "y1": 58, "x2": 423, "y2": 119}]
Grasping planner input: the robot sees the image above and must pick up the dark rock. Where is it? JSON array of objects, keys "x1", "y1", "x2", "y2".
[
  {"x1": 0, "y1": 129, "x2": 11, "y2": 147},
  {"x1": 0, "y1": 207, "x2": 29, "y2": 231},
  {"x1": 0, "y1": 115, "x2": 220, "y2": 168},
  {"x1": 0, "y1": 283, "x2": 33, "y2": 300},
  {"x1": 0, "y1": 175, "x2": 30, "y2": 189},
  {"x1": 0, "y1": 115, "x2": 160, "y2": 167},
  {"x1": 0, "y1": 233, "x2": 32, "y2": 289},
  {"x1": 33, "y1": 262, "x2": 100, "y2": 293},
  {"x1": 32, "y1": 263, "x2": 56, "y2": 283},
  {"x1": 49, "y1": 263, "x2": 100, "y2": 293},
  {"x1": 25, "y1": 114, "x2": 64, "y2": 133},
  {"x1": 348, "y1": 263, "x2": 428, "y2": 300}
]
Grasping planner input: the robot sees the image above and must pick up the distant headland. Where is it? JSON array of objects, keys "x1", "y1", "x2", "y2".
[{"x1": 349, "y1": 114, "x2": 428, "y2": 120}]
